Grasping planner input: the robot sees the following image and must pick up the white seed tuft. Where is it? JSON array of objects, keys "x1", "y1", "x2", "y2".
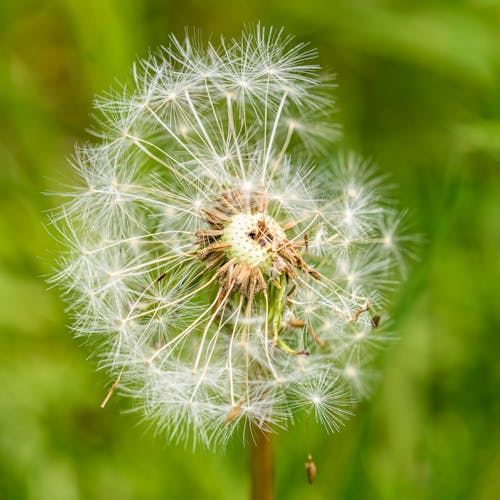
[{"x1": 50, "y1": 25, "x2": 410, "y2": 448}]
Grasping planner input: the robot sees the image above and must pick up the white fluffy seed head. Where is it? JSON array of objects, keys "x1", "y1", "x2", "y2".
[{"x1": 50, "y1": 24, "x2": 411, "y2": 449}]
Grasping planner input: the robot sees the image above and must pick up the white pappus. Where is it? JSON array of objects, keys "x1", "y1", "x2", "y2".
[{"x1": 50, "y1": 25, "x2": 410, "y2": 449}]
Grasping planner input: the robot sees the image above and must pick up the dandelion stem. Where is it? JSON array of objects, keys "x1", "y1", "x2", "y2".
[{"x1": 250, "y1": 426, "x2": 274, "y2": 500}]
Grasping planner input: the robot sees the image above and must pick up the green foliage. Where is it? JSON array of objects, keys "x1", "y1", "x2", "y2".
[{"x1": 1, "y1": 1, "x2": 499, "y2": 498}]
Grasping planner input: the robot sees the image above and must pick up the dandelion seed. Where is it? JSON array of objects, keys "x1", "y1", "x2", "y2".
[
  {"x1": 50, "y1": 25, "x2": 410, "y2": 448},
  {"x1": 305, "y1": 454, "x2": 317, "y2": 484}
]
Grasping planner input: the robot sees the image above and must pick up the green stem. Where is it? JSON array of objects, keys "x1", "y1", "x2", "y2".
[{"x1": 270, "y1": 274, "x2": 286, "y2": 343}]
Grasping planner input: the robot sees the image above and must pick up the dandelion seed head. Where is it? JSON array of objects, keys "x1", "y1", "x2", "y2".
[{"x1": 50, "y1": 25, "x2": 411, "y2": 448}]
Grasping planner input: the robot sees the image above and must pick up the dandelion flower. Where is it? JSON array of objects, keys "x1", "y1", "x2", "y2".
[{"x1": 51, "y1": 26, "x2": 408, "y2": 449}]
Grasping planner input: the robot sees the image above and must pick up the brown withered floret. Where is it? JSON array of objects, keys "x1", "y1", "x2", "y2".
[{"x1": 195, "y1": 186, "x2": 319, "y2": 309}]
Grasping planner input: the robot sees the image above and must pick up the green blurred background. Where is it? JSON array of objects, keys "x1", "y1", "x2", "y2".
[{"x1": 1, "y1": 0, "x2": 499, "y2": 499}]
